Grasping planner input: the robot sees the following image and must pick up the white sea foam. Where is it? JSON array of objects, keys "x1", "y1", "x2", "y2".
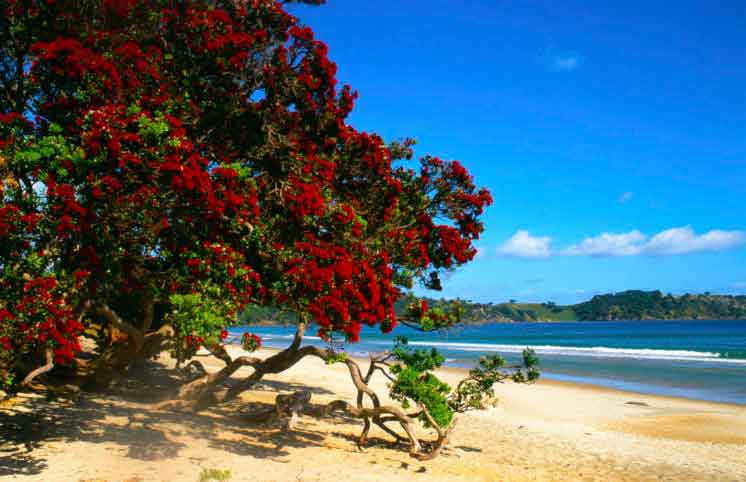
[
  {"x1": 228, "y1": 331, "x2": 746, "y2": 365},
  {"x1": 401, "y1": 341, "x2": 746, "y2": 364},
  {"x1": 238, "y1": 334, "x2": 322, "y2": 341}
]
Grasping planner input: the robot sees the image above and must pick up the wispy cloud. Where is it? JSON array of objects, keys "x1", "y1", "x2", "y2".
[
  {"x1": 644, "y1": 227, "x2": 746, "y2": 255},
  {"x1": 551, "y1": 51, "x2": 581, "y2": 71},
  {"x1": 561, "y1": 230, "x2": 646, "y2": 257},
  {"x1": 733, "y1": 282, "x2": 746, "y2": 289},
  {"x1": 496, "y1": 230, "x2": 552, "y2": 258},
  {"x1": 619, "y1": 191, "x2": 634, "y2": 203},
  {"x1": 561, "y1": 226, "x2": 746, "y2": 257}
]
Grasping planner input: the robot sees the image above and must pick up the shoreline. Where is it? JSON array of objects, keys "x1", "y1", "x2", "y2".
[
  {"x1": 248, "y1": 344, "x2": 746, "y2": 409},
  {"x1": 222, "y1": 346, "x2": 746, "y2": 447},
  {"x1": 247, "y1": 318, "x2": 746, "y2": 327},
  {"x1": 526, "y1": 374, "x2": 746, "y2": 410}
]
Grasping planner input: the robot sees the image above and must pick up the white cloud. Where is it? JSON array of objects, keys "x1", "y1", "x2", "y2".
[
  {"x1": 561, "y1": 230, "x2": 646, "y2": 257},
  {"x1": 497, "y1": 230, "x2": 552, "y2": 258},
  {"x1": 561, "y1": 226, "x2": 746, "y2": 257},
  {"x1": 644, "y1": 226, "x2": 746, "y2": 255},
  {"x1": 619, "y1": 191, "x2": 634, "y2": 203}
]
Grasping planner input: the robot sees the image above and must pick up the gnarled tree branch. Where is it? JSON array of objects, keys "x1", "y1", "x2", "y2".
[
  {"x1": 96, "y1": 303, "x2": 145, "y2": 352},
  {"x1": 324, "y1": 400, "x2": 423, "y2": 455},
  {"x1": 21, "y1": 349, "x2": 53, "y2": 386},
  {"x1": 410, "y1": 405, "x2": 457, "y2": 461}
]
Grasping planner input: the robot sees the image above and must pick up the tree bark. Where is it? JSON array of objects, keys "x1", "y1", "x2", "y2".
[
  {"x1": 96, "y1": 303, "x2": 145, "y2": 352},
  {"x1": 163, "y1": 322, "x2": 313, "y2": 411},
  {"x1": 410, "y1": 406, "x2": 457, "y2": 461},
  {"x1": 20, "y1": 349, "x2": 54, "y2": 386}
]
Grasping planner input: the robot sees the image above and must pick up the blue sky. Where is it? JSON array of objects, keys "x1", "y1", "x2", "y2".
[{"x1": 289, "y1": 1, "x2": 746, "y2": 304}]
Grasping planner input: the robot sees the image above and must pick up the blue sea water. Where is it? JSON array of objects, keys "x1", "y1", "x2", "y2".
[{"x1": 230, "y1": 320, "x2": 746, "y2": 405}]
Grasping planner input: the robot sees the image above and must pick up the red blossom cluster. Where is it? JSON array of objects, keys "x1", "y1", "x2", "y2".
[
  {"x1": 184, "y1": 334, "x2": 204, "y2": 350},
  {"x1": 31, "y1": 37, "x2": 122, "y2": 94},
  {"x1": 282, "y1": 235, "x2": 399, "y2": 342},
  {"x1": 0, "y1": 0, "x2": 490, "y2": 378},
  {"x1": 177, "y1": 241, "x2": 264, "y2": 317},
  {"x1": 241, "y1": 332, "x2": 262, "y2": 351},
  {"x1": 1, "y1": 277, "x2": 82, "y2": 364},
  {"x1": 283, "y1": 178, "x2": 325, "y2": 220}
]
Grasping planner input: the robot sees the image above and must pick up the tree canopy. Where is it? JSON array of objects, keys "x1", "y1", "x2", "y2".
[
  {"x1": 0, "y1": 0, "x2": 536, "y2": 460},
  {"x1": 0, "y1": 0, "x2": 492, "y2": 371}
]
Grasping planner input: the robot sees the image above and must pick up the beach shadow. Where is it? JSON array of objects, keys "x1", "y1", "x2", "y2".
[
  {"x1": 0, "y1": 394, "x2": 68, "y2": 476},
  {"x1": 0, "y1": 363, "x2": 360, "y2": 477},
  {"x1": 329, "y1": 428, "x2": 408, "y2": 451},
  {"x1": 207, "y1": 422, "x2": 328, "y2": 459},
  {"x1": 0, "y1": 451, "x2": 48, "y2": 477},
  {"x1": 328, "y1": 424, "x2": 474, "y2": 460},
  {"x1": 254, "y1": 379, "x2": 335, "y2": 396},
  {"x1": 106, "y1": 360, "x2": 190, "y2": 403}
]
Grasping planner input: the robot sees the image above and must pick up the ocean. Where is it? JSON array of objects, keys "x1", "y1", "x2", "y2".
[{"x1": 230, "y1": 320, "x2": 746, "y2": 405}]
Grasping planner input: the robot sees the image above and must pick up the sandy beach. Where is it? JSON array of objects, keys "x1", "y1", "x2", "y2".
[{"x1": 1, "y1": 346, "x2": 745, "y2": 482}]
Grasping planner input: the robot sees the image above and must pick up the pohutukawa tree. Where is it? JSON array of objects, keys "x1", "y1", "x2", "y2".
[{"x1": 0, "y1": 0, "x2": 537, "y2": 459}]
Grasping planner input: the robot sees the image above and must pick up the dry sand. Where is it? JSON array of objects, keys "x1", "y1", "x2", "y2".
[{"x1": 1, "y1": 346, "x2": 745, "y2": 482}]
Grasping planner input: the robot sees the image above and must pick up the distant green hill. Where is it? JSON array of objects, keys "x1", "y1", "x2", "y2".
[
  {"x1": 436, "y1": 290, "x2": 746, "y2": 323},
  {"x1": 412, "y1": 299, "x2": 577, "y2": 323},
  {"x1": 240, "y1": 290, "x2": 746, "y2": 325},
  {"x1": 571, "y1": 290, "x2": 746, "y2": 321}
]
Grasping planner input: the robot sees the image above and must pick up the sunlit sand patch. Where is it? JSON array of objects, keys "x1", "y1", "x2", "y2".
[{"x1": 608, "y1": 412, "x2": 746, "y2": 445}]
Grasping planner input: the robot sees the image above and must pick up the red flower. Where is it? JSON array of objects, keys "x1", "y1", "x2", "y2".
[{"x1": 241, "y1": 332, "x2": 261, "y2": 351}]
